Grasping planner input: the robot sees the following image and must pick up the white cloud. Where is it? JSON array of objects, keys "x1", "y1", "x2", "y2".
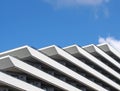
[
  {"x1": 43, "y1": 0, "x2": 110, "y2": 18},
  {"x1": 98, "y1": 37, "x2": 120, "y2": 51},
  {"x1": 44, "y1": 0, "x2": 109, "y2": 7}
]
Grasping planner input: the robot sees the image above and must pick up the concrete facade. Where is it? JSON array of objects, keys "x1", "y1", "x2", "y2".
[{"x1": 0, "y1": 43, "x2": 120, "y2": 91}]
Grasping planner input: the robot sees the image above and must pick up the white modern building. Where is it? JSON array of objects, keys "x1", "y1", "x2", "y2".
[{"x1": 0, "y1": 43, "x2": 120, "y2": 91}]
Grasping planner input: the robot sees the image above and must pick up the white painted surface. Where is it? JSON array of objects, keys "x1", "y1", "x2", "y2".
[{"x1": 0, "y1": 71, "x2": 44, "y2": 91}]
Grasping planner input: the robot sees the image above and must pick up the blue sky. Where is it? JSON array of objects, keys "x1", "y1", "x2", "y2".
[{"x1": 0, "y1": 0, "x2": 120, "y2": 52}]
